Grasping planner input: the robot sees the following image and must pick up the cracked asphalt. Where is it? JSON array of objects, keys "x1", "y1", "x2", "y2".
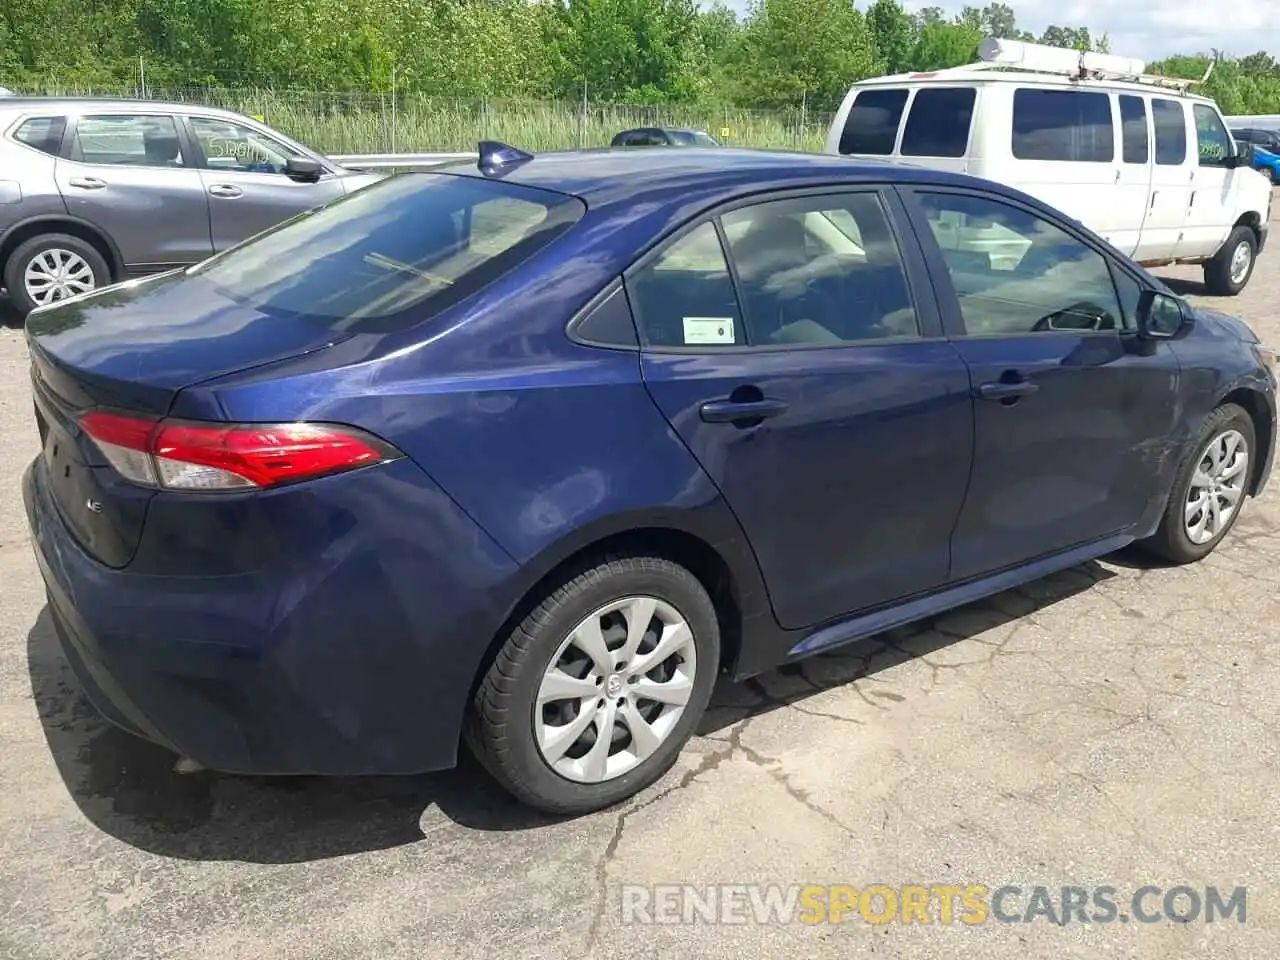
[{"x1": 2, "y1": 209, "x2": 1280, "y2": 959}]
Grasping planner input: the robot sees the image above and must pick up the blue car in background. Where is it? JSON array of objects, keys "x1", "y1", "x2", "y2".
[
  {"x1": 22, "y1": 142, "x2": 1278, "y2": 815},
  {"x1": 1251, "y1": 144, "x2": 1280, "y2": 184}
]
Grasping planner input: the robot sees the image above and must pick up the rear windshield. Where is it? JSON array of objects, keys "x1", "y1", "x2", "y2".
[{"x1": 191, "y1": 173, "x2": 584, "y2": 329}]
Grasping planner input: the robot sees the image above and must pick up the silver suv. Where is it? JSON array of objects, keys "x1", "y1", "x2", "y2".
[{"x1": 0, "y1": 98, "x2": 380, "y2": 317}]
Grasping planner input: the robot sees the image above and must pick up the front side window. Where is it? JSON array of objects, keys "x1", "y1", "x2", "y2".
[
  {"x1": 839, "y1": 88, "x2": 909, "y2": 155},
  {"x1": 12, "y1": 116, "x2": 66, "y2": 156},
  {"x1": 1193, "y1": 103, "x2": 1233, "y2": 166},
  {"x1": 915, "y1": 191, "x2": 1125, "y2": 335},
  {"x1": 70, "y1": 115, "x2": 185, "y2": 167},
  {"x1": 1152, "y1": 99, "x2": 1187, "y2": 166},
  {"x1": 1011, "y1": 89, "x2": 1114, "y2": 162},
  {"x1": 1118, "y1": 95, "x2": 1149, "y2": 164},
  {"x1": 191, "y1": 174, "x2": 584, "y2": 330},
  {"x1": 901, "y1": 88, "x2": 976, "y2": 158},
  {"x1": 190, "y1": 117, "x2": 302, "y2": 174},
  {"x1": 720, "y1": 193, "x2": 919, "y2": 344}
]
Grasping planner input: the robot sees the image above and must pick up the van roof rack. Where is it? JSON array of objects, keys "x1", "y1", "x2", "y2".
[{"x1": 910, "y1": 37, "x2": 1212, "y2": 95}]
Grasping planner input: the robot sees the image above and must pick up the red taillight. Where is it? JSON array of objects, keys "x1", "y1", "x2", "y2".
[{"x1": 78, "y1": 412, "x2": 400, "y2": 491}]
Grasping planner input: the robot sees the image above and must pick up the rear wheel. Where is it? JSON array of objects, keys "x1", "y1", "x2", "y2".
[
  {"x1": 1139, "y1": 403, "x2": 1255, "y2": 563},
  {"x1": 4, "y1": 233, "x2": 109, "y2": 317},
  {"x1": 1203, "y1": 225, "x2": 1257, "y2": 296},
  {"x1": 467, "y1": 555, "x2": 719, "y2": 815}
]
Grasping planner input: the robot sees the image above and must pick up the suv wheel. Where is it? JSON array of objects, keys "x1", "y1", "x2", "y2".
[
  {"x1": 4, "y1": 234, "x2": 109, "y2": 317},
  {"x1": 467, "y1": 555, "x2": 719, "y2": 815},
  {"x1": 1203, "y1": 226, "x2": 1257, "y2": 296},
  {"x1": 1139, "y1": 402, "x2": 1255, "y2": 563}
]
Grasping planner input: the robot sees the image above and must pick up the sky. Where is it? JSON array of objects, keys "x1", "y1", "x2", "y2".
[{"x1": 720, "y1": 0, "x2": 1280, "y2": 62}]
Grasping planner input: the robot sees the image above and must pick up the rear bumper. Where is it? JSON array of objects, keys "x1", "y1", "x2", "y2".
[{"x1": 24, "y1": 457, "x2": 519, "y2": 776}]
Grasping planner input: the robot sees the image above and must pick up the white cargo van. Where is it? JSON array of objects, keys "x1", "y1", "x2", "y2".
[{"x1": 825, "y1": 38, "x2": 1273, "y2": 295}]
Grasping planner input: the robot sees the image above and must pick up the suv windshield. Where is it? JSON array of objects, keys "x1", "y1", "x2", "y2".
[{"x1": 191, "y1": 173, "x2": 584, "y2": 329}]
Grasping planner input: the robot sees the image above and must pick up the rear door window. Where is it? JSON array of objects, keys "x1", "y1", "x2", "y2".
[
  {"x1": 1152, "y1": 99, "x2": 1187, "y2": 165},
  {"x1": 1118, "y1": 95, "x2": 1149, "y2": 164},
  {"x1": 838, "y1": 88, "x2": 909, "y2": 155},
  {"x1": 1011, "y1": 89, "x2": 1114, "y2": 162},
  {"x1": 901, "y1": 88, "x2": 976, "y2": 158},
  {"x1": 70, "y1": 114, "x2": 187, "y2": 167},
  {"x1": 191, "y1": 174, "x2": 584, "y2": 329},
  {"x1": 12, "y1": 116, "x2": 66, "y2": 156},
  {"x1": 627, "y1": 222, "x2": 744, "y2": 348}
]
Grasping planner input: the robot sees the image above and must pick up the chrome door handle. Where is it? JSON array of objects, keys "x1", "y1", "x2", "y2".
[
  {"x1": 67, "y1": 176, "x2": 106, "y2": 189},
  {"x1": 208, "y1": 184, "x2": 243, "y2": 199}
]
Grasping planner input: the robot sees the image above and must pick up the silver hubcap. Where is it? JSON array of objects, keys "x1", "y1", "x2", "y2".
[
  {"x1": 535, "y1": 596, "x2": 697, "y2": 784},
  {"x1": 1229, "y1": 240, "x2": 1253, "y2": 285},
  {"x1": 24, "y1": 248, "x2": 96, "y2": 304},
  {"x1": 1184, "y1": 429, "x2": 1249, "y2": 544}
]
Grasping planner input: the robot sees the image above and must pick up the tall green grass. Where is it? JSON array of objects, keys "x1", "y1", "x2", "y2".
[{"x1": 22, "y1": 83, "x2": 835, "y2": 154}]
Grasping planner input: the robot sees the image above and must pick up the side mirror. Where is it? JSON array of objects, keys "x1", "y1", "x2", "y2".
[
  {"x1": 1229, "y1": 142, "x2": 1255, "y2": 168},
  {"x1": 1137, "y1": 289, "x2": 1194, "y2": 341},
  {"x1": 285, "y1": 156, "x2": 323, "y2": 183}
]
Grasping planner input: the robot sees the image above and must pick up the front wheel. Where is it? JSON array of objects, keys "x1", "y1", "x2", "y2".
[
  {"x1": 1203, "y1": 226, "x2": 1257, "y2": 296},
  {"x1": 467, "y1": 556, "x2": 720, "y2": 815},
  {"x1": 1139, "y1": 403, "x2": 1255, "y2": 563}
]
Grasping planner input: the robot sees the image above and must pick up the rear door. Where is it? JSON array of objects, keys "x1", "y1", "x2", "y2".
[
  {"x1": 632, "y1": 187, "x2": 974, "y2": 631},
  {"x1": 900, "y1": 186, "x2": 1181, "y2": 580},
  {"x1": 55, "y1": 111, "x2": 213, "y2": 270},
  {"x1": 186, "y1": 114, "x2": 346, "y2": 250}
]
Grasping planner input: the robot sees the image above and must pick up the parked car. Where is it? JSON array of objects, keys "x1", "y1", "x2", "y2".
[
  {"x1": 23, "y1": 144, "x2": 1276, "y2": 815},
  {"x1": 611, "y1": 127, "x2": 720, "y2": 147},
  {"x1": 828, "y1": 38, "x2": 1272, "y2": 296},
  {"x1": 1230, "y1": 126, "x2": 1280, "y2": 155},
  {"x1": 0, "y1": 97, "x2": 380, "y2": 316},
  {"x1": 1244, "y1": 142, "x2": 1280, "y2": 184}
]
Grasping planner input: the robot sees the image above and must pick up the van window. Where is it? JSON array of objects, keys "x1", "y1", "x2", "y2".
[
  {"x1": 1193, "y1": 104, "x2": 1233, "y2": 166},
  {"x1": 839, "y1": 89, "x2": 909, "y2": 155},
  {"x1": 1011, "y1": 89, "x2": 1114, "y2": 162},
  {"x1": 901, "y1": 88, "x2": 976, "y2": 158},
  {"x1": 1152, "y1": 99, "x2": 1187, "y2": 165},
  {"x1": 1118, "y1": 95, "x2": 1149, "y2": 164}
]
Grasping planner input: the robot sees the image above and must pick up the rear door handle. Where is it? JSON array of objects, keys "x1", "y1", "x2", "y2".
[
  {"x1": 67, "y1": 176, "x2": 106, "y2": 189},
  {"x1": 208, "y1": 184, "x2": 243, "y2": 199},
  {"x1": 699, "y1": 398, "x2": 789, "y2": 423},
  {"x1": 977, "y1": 380, "x2": 1038, "y2": 402}
]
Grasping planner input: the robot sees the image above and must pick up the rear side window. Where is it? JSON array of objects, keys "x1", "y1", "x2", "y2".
[
  {"x1": 1152, "y1": 99, "x2": 1187, "y2": 165},
  {"x1": 1011, "y1": 89, "x2": 1114, "y2": 162},
  {"x1": 901, "y1": 88, "x2": 976, "y2": 158},
  {"x1": 12, "y1": 116, "x2": 66, "y2": 156},
  {"x1": 191, "y1": 174, "x2": 584, "y2": 329},
  {"x1": 71, "y1": 114, "x2": 186, "y2": 167},
  {"x1": 839, "y1": 89, "x2": 909, "y2": 155},
  {"x1": 1119, "y1": 95, "x2": 1148, "y2": 164}
]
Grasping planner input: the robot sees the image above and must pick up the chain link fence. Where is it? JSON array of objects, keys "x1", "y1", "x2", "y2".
[{"x1": 11, "y1": 80, "x2": 835, "y2": 155}]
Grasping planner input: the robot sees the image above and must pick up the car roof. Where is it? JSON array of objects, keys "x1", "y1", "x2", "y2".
[
  {"x1": 0, "y1": 96, "x2": 249, "y2": 120},
  {"x1": 442, "y1": 147, "x2": 1001, "y2": 208}
]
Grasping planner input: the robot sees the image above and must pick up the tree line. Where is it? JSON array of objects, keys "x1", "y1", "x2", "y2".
[{"x1": 4, "y1": 0, "x2": 1280, "y2": 113}]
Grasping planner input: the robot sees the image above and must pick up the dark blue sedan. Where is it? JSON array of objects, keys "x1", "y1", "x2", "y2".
[{"x1": 22, "y1": 143, "x2": 1278, "y2": 814}]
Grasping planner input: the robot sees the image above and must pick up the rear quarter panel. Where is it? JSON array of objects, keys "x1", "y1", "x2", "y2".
[{"x1": 0, "y1": 139, "x2": 68, "y2": 234}]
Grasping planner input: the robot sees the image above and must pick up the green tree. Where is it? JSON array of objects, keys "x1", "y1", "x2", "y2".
[
  {"x1": 910, "y1": 20, "x2": 982, "y2": 71},
  {"x1": 866, "y1": 0, "x2": 914, "y2": 75}
]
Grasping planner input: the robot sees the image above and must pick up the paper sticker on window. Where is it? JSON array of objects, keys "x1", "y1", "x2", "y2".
[{"x1": 683, "y1": 316, "x2": 735, "y2": 345}]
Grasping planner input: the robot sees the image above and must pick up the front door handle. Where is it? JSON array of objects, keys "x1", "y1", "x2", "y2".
[
  {"x1": 208, "y1": 184, "x2": 244, "y2": 199},
  {"x1": 67, "y1": 176, "x2": 106, "y2": 189},
  {"x1": 977, "y1": 379, "x2": 1038, "y2": 402},
  {"x1": 699, "y1": 398, "x2": 789, "y2": 423}
]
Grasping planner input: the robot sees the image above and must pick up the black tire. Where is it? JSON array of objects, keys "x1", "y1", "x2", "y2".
[
  {"x1": 466, "y1": 555, "x2": 720, "y2": 816},
  {"x1": 1203, "y1": 225, "x2": 1257, "y2": 296},
  {"x1": 3, "y1": 233, "x2": 110, "y2": 318},
  {"x1": 1139, "y1": 403, "x2": 1255, "y2": 564}
]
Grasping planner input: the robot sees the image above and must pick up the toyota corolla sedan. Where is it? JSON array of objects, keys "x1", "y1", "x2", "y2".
[{"x1": 23, "y1": 143, "x2": 1277, "y2": 815}]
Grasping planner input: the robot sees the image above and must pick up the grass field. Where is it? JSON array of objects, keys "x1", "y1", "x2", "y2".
[{"x1": 22, "y1": 84, "x2": 835, "y2": 154}]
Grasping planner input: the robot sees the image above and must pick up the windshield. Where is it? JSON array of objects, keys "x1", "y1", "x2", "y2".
[{"x1": 191, "y1": 173, "x2": 584, "y2": 330}]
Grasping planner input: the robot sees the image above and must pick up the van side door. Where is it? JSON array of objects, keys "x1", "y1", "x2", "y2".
[
  {"x1": 1112, "y1": 93, "x2": 1154, "y2": 258},
  {"x1": 1138, "y1": 97, "x2": 1193, "y2": 263}
]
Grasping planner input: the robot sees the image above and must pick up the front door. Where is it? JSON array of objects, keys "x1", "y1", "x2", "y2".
[
  {"x1": 630, "y1": 189, "x2": 974, "y2": 631},
  {"x1": 55, "y1": 112, "x2": 213, "y2": 270},
  {"x1": 1138, "y1": 97, "x2": 1195, "y2": 263},
  {"x1": 901, "y1": 187, "x2": 1181, "y2": 581},
  {"x1": 1184, "y1": 103, "x2": 1241, "y2": 259},
  {"x1": 187, "y1": 116, "x2": 347, "y2": 251}
]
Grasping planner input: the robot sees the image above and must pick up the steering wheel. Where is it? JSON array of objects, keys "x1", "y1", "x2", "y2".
[{"x1": 1032, "y1": 301, "x2": 1113, "y2": 333}]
